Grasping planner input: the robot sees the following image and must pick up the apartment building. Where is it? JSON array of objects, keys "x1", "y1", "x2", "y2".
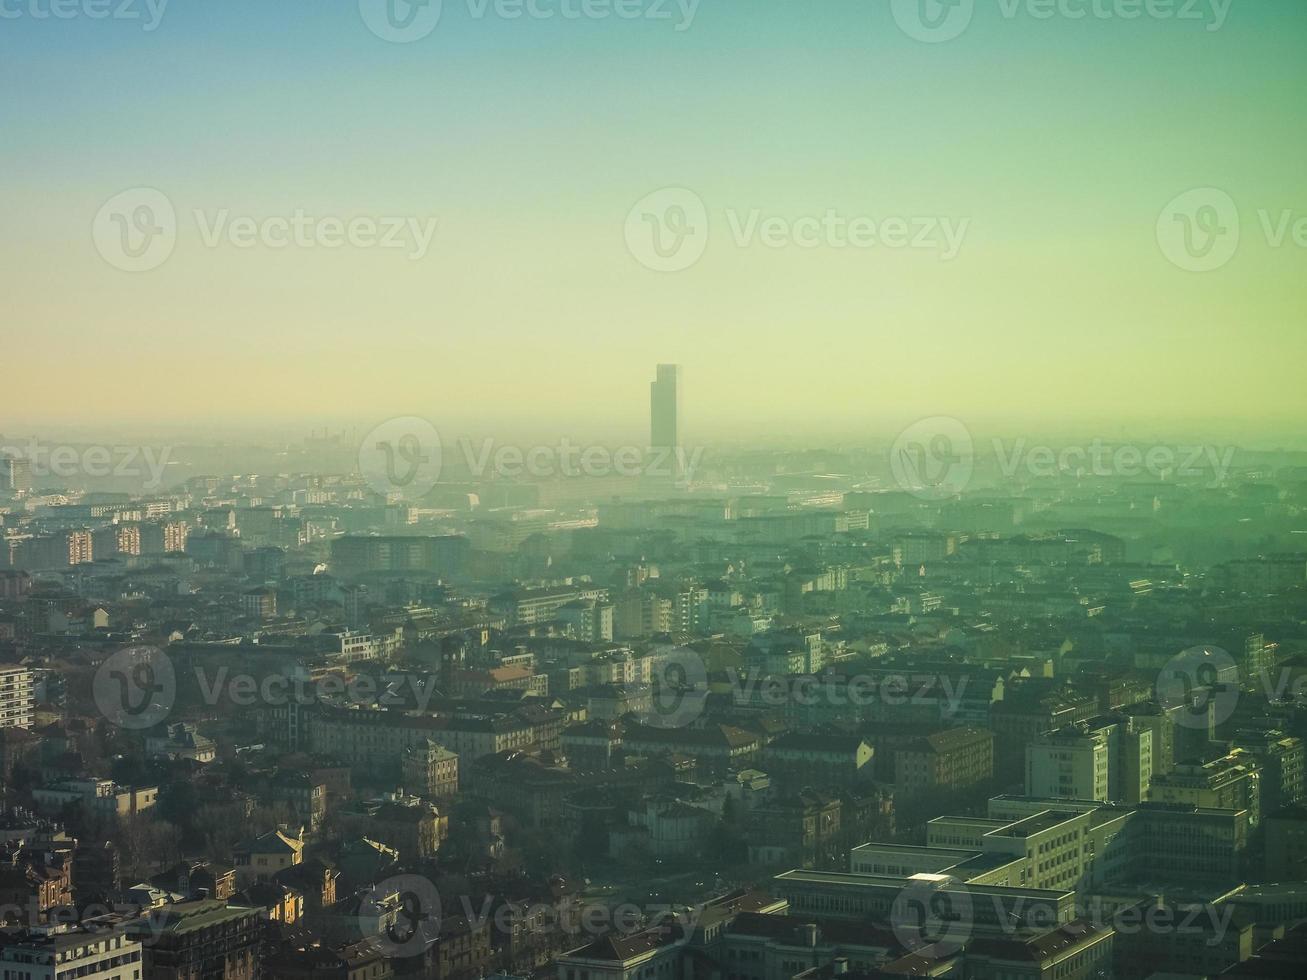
[
  {"x1": 0, "y1": 663, "x2": 34, "y2": 730},
  {"x1": 0, "y1": 924, "x2": 143, "y2": 980}
]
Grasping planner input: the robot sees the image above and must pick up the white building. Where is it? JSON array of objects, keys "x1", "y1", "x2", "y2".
[
  {"x1": 1026, "y1": 726, "x2": 1110, "y2": 802},
  {"x1": 0, "y1": 662, "x2": 34, "y2": 730},
  {"x1": 0, "y1": 924, "x2": 143, "y2": 980}
]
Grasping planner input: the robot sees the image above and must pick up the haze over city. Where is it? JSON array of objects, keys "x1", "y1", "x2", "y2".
[{"x1": 3, "y1": 2, "x2": 1307, "y2": 979}]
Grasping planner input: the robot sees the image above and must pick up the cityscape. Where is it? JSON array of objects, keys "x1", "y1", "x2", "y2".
[{"x1": 3, "y1": 2, "x2": 1307, "y2": 980}]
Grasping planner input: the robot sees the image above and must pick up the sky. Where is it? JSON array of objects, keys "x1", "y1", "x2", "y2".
[{"x1": 2, "y1": 0, "x2": 1305, "y2": 445}]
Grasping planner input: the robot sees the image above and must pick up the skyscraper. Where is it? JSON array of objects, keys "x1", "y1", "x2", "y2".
[
  {"x1": 0, "y1": 453, "x2": 31, "y2": 493},
  {"x1": 650, "y1": 363, "x2": 681, "y2": 457}
]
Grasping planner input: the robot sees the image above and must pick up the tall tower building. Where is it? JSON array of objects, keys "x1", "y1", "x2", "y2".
[
  {"x1": 0, "y1": 453, "x2": 31, "y2": 493},
  {"x1": 650, "y1": 364, "x2": 682, "y2": 474}
]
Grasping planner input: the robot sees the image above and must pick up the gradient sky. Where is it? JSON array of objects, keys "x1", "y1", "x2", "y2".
[{"x1": 2, "y1": 0, "x2": 1305, "y2": 444}]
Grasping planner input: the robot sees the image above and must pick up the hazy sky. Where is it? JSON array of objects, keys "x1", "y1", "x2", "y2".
[{"x1": 3, "y1": 0, "x2": 1305, "y2": 441}]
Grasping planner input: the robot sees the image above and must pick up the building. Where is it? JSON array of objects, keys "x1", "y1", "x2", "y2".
[
  {"x1": 330, "y1": 534, "x2": 469, "y2": 577},
  {"x1": 1150, "y1": 749, "x2": 1262, "y2": 826},
  {"x1": 0, "y1": 924, "x2": 143, "y2": 980},
  {"x1": 1264, "y1": 806, "x2": 1307, "y2": 881},
  {"x1": 559, "y1": 598, "x2": 615, "y2": 642},
  {"x1": 650, "y1": 363, "x2": 681, "y2": 469},
  {"x1": 764, "y1": 733, "x2": 875, "y2": 787},
  {"x1": 31, "y1": 779, "x2": 157, "y2": 819},
  {"x1": 489, "y1": 585, "x2": 608, "y2": 628},
  {"x1": 240, "y1": 587, "x2": 277, "y2": 619},
  {"x1": 261, "y1": 938, "x2": 394, "y2": 979},
  {"x1": 894, "y1": 727, "x2": 994, "y2": 799},
  {"x1": 125, "y1": 898, "x2": 261, "y2": 980},
  {"x1": 1026, "y1": 726, "x2": 1110, "y2": 802},
  {"x1": 1232, "y1": 730, "x2": 1304, "y2": 813},
  {"x1": 1025, "y1": 716, "x2": 1156, "y2": 805},
  {"x1": 233, "y1": 828, "x2": 303, "y2": 886},
  {"x1": 748, "y1": 791, "x2": 844, "y2": 868},
  {"x1": 557, "y1": 922, "x2": 684, "y2": 980},
  {"x1": 402, "y1": 738, "x2": 460, "y2": 798},
  {"x1": 145, "y1": 722, "x2": 217, "y2": 764},
  {"x1": 0, "y1": 663, "x2": 34, "y2": 730},
  {"x1": 1, "y1": 453, "x2": 32, "y2": 493}
]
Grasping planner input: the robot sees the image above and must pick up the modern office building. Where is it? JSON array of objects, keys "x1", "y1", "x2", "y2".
[{"x1": 650, "y1": 363, "x2": 682, "y2": 474}]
